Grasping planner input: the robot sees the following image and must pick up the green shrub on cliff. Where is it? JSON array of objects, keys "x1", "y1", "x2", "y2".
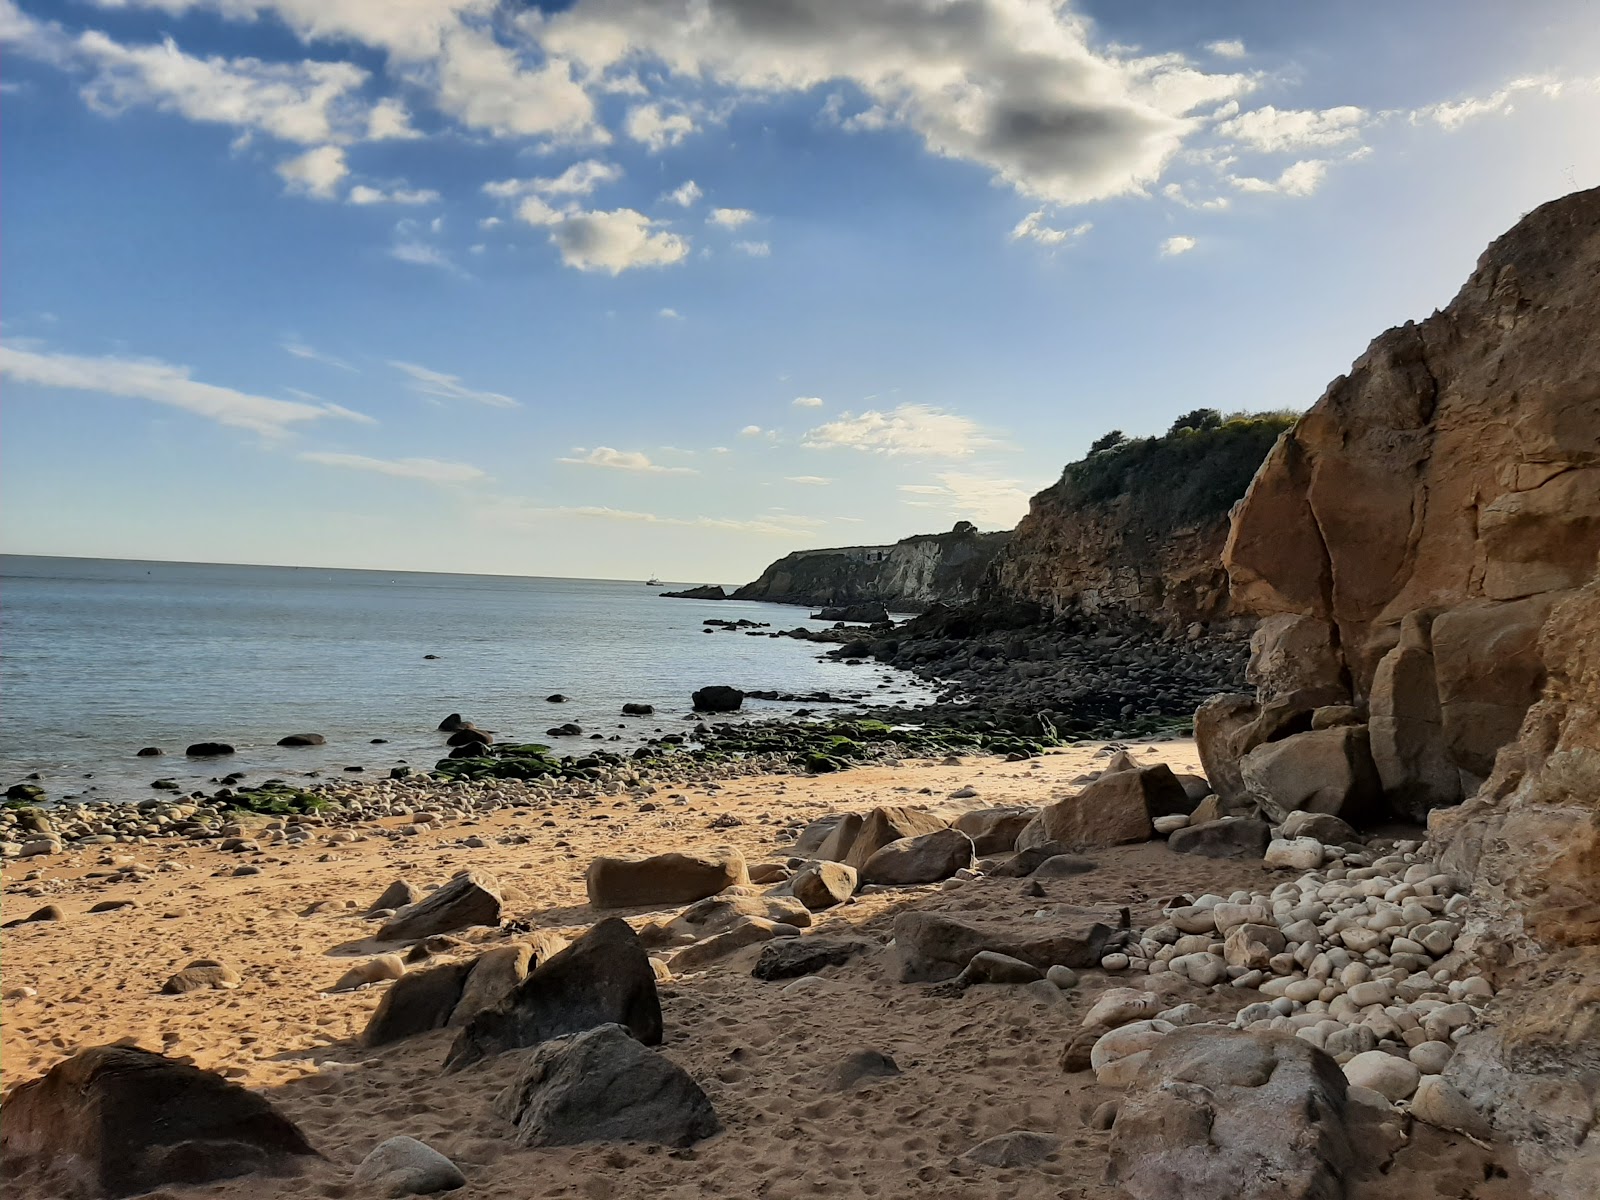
[{"x1": 1067, "y1": 409, "x2": 1297, "y2": 527}]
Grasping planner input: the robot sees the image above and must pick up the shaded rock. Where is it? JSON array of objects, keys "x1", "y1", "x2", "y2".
[
  {"x1": 437, "y1": 713, "x2": 467, "y2": 731},
  {"x1": 1030, "y1": 853, "x2": 1099, "y2": 878},
  {"x1": 621, "y1": 703, "x2": 655, "y2": 716},
  {"x1": 1409, "y1": 1076, "x2": 1492, "y2": 1139},
  {"x1": 327, "y1": 954, "x2": 407, "y2": 993},
  {"x1": 0, "y1": 1045, "x2": 315, "y2": 1198},
  {"x1": 585, "y1": 849, "x2": 748, "y2": 908},
  {"x1": 661, "y1": 893, "x2": 811, "y2": 940},
  {"x1": 363, "y1": 961, "x2": 474, "y2": 1047},
  {"x1": 445, "y1": 727, "x2": 491, "y2": 748},
  {"x1": 1107, "y1": 1027, "x2": 1354, "y2": 1200},
  {"x1": 812, "y1": 812, "x2": 863, "y2": 863},
  {"x1": 690, "y1": 685, "x2": 744, "y2": 712},
  {"x1": 1167, "y1": 816, "x2": 1271, "y2": 859},
  {"x1": 860, "y1": 827, "x2": 974, "y2": 885},
  {"x1": 960, "y1": 951, "x2": 1043, "y2": 985},
  {"x1": 1195, "y1": 693, "x2": 1261, "y2": 806},
  {"x1": 352, "y1": 1136, "x2": 464, "y2": 1197},
  {"x1": 1016, "y1": 762, "x2": 1176, "y2": 851},
  {"x1": 1369, "y1": 612, "x2": 1463, "y2": 821},
  {"x1": 953, "y1": 806, "x2": 1038, "y2": 854},
  {"x1": 666, "y1": 916, "x2": 797, "y2": 973},
  {"x1": 449, "y1": 944, "x2": 534, "y2": 1028},
  {"x1": 1278, "y1": 811, "x2": 1357, "y2": 844},
  {"x1": 751, "y1": 936, "x2": 872, "y2": 981},
  {"x1": 3, "y1": 903, "x2": 64, "y2": 928},
  {"x1": 790, "y1": 860, "x2": 858, "y2": 910},
  {"x1": 792, "y1": 814, "x2": 846, "y2": 854},
  {"x1": 276, "y1": 733, "x2": 326, "y2": 747},
  {"x1": 893, "y1": 906, "x2": 1120, "y2": 983},
  {"x1": 492, "y1": 1023, "x2": 719, "y2": 1148},
  {"x1": 368, "y1": 879, "x2": 421, "y2": 915},
  {"x1": 961, "y1": 1130, "x2": 1060, "y2": 1168},
  {"x1": 445, "y1": 917, "x2": 661, "y2": 1072},
  {"x1": 827, "y1": 1048, "x2": 900, "y2": 1091},
  {"x1": 1239, "y1": 726, "x2": 1381, "y2": 825},
  {"x1": 184, "y1": 742, "x2": 234, "y2": 757},
  {"x1": 135, "y1": 747, "x2": 163, "y2": 757},
  {"x1": 662, "y1": 585, "x2": 728, "y2": 600},
  {"x1": 377, "y1": 870, "x2": 502, "y2": 942},
  {"x1": 812, "y1": 601, "x2": 889, "y2": 623},
  {"x1": 160, "y1": 959, "x2": 241, "y2": 994},
  {"x1": 843, "y1": 806, "x2": 951, "y2": 872}
]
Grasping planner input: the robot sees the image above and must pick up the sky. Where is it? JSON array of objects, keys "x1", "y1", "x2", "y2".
[{"x1": 2, "y1": 1, "x2": 1598, "y2": 583}]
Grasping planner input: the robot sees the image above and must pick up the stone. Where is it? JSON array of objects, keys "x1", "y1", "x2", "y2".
[
  {"x1": 1083, "y1": 987, "x2": 1161, "y2": 1029},
  {"x1": 1168, "y1": 817, "x2": 1271, "y2": 859},
  {"x1": 328, "y1": 954, "x2": 407, "y2": 993},
  {"x1": 1195, "y1": 693, "x2": 1260, "y2": 806},
  {"x1": 276, "y1": 733, "x2": 326, "y2": 747},
  {"x1": 1153, "y1": 814, "x2": 1190, "y2": 834},
  {"x1": 160, "y1": 959, "x2": 241, "y2": 994},
  {"x1": 790, "y1": 860, "x2": 858, "y2": 910},
  {"x1": 1046, "y1": 965, "x2": 1080, "y2": 989},
  {"x1": 0, "y1": 1045, "x2": 315, "y2": 1197},
  {"x1": 1342, "y1": 1051, "x2": 1421, "y2": 1102},
  {"x1": 1264, "y1": 837, "x2": 1325, "y2": 871},
  {"x1": 352, "y1": 1136, "x2": 465, "y2": 1197},
  {"x1": 368, "y1": 880, "x2": 421, "y2": 914},
  {"x1": 1368, "y1": 612, "x2": 1462, "y2": 820},
  {"x1": 661, "y1": 893, "x2": 811, "y2": 941},
  {"x1": 1240, "y1": 727, "x2": 1382, "y2": 825},
  {"x1": 621, "y1": 703, "x2": 654, "y2": 716},
  {"x1": 690, "y1": 685, "x2": 744, "y2": 713},
  {"x1": 1030, "y1": 853, "x2": 1099, "y2": 877},
  {"x1": 751, "y1": 936, "x2": 871, "y2": 981},
  {"x1": 666, "y1": 916, "x2": 797, "y2": 973},
  {"x1": 1107, "y1": 1028, "x2": 1355, "y2": 1200},
  {"x1": 843, "y1": 806, "x2": 951, "y2": 872},
  {"x1": 1278, "y1": 811, "x2": 1357, "y2": 845},
  {"x1": 826, "y1": 1049, "x2": 900, "y2": 1090},
  {"x1": 960, "y1": 1130, "x2": 1061, "y2": 1168},
  {"x1": 184, "y1": 742, "x2": 235, "y2": 757},
  {"x1": 493, "y1": 1023, "x2": 720, "y2": 1148},
  {"x1": 1016, "y1": 762, "x2": 1180, "y2": 852},
  {"x1": 449, "y1": 944, "x2": 534, "y2": 1028},
  {"x1": 1093, "y1": 1021, "x2": 1172, "y2": 1072},
  {"x1": 1311, "y1": 705, "x2": 1364, "y2": 730},
  {"x1": 812, "y1": 813, "x2": 863, "y2": 863},
  {"x1": 363, "y1": 961, "x2": 475, "y2": 1047},
  {"x1": 953, "y1": 806, "x2": 1037, "y2": 854},
  {"x1": 1408, "y1": 1040, "x2": 1453, "y2": 1075},
  {"x1": 445, "y1": 918, "x2": 661, "y2": 1071},
  {"x1": 860, "y1": 827, "x2": 975, "y2": 885},
  {"x1": 377, "y1": 871, "x2": 502, "y2": 942},
  {"x1": 892, "y1": 907, "x2": 1120, "y2": 983},
  {"x1": 1409, "y1": 1075, "x2": 1492, "y2": 1139},
  {"x1": 3, "y1": 903, "x2": 64, "y2": 927},
  {"x1": 585, "y1": 849, "x2": 748, "y2": 908},
  {"x1": 961, "y1": 950, "x2": 1044, "y2": 985}
]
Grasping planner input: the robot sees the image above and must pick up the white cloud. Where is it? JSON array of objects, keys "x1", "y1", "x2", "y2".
[
  {"x1": 792, "y1": 396, "x2": 823, "y2": 408},
  {"x1": 804, "y1": 404, "x2": 992, "y2": 458},
  {"x1": 424, "y1": 23, "x2": 603, "y2": 142},
  {"x1": 1161, "y1": 182, "x2": 1228, "y2": 210},
  {"x1": 281, "y1": 340, "x2": 355, "y2": 371},
  {"x1": 709, "y1": 206, "x2": 755, "y2": 227},
  {"x1": 1410, "y1": 74, "x2": 1568, "y2": 130},
  {"x1": 299, "y1": 451, "x2": 487, "y2": 484},
  {"x1": 389, "y1": 240, "x2": 458, "y2": 271},
  {"x1": 1229, "y1": 158, "x2": 1329, "y2": 197},
  {"x1": 390, "y1": 360, "x2": 519, "y2": 408},
  {"x1": 785, "y1": 475, "x2": 831, "y2": 485},
  {"x1": 348, "y1": 182, "x2": 440, "y2": 205},
  {"x1": 558, "y1": 446, "x2": 697, "y2": 474},
  {"x1": 1010, "y1": 210, "x2": 1092, "y2": 246},
  {"x1": 739, "y1": 424, "x2": 764, "y2": 437},
  {"x1": 0, "y1": 343, "x2": 372, "y2": 437},
  {"x1": 365, "y1": 95, "x2": 420, "y2": 140},
  {"x1": 665, "y1": 179, "x2": 702, "y2": 206},
  {"x1": 734, "y1": 240, "x2": 770, "y2": 257},
  {"x1": 624, "y1": 101, "x2": 696, "y2": 150},
  {"x1": 516, "y1": 205, "x2": 689, "y2": 275},
  {"x1": 1205, "y1": 39, "x2": 1247, "y2": 59},
  {"x1": 1216, "y1": 104, "x2": 1366, "y2": 152},
  {"x1": 1161, "y1": 234, "x2": 1196, "y2": 256},
  {"x1": 276, "y1": 144, "x2": 347, "y2": 198},
  {"x1": 486, "y1": 158, "x2": 621, "y2": 198},
  {"x1": 898, "y1": 470, "x2": 1030, "y2": 524},
  {"x1": 658, "y1": 307, "x2": 682, "y2": 319}
]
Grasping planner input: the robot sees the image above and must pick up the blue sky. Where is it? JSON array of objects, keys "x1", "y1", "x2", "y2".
[{"x1": 3, "y1": 1, "x2": 1598, "y2": 582}]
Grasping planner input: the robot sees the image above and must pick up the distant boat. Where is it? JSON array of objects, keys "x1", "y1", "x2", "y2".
[{"x1": 645, "y1": 576, "x2": 662, "y2": 586}]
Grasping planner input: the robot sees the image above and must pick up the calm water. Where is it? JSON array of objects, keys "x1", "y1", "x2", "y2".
[{"x1": 0, "y1": 556, "x2": 932, "y2": 804}]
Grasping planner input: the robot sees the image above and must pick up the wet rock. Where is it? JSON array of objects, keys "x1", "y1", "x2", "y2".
[
  {"x1": 621, "y1": 703, "x2": 655, "y2": 716},
  {"x1": 276, "y1": 733, "x2": 326, "y2": 747},
  {"x1": 184, "y1": 742, "x2": 235, "y2": 757},
  {"x1": 690, "y1": 685, "x2": 744, "y2": 712},
  {"x1": 135, "y1": 747, "x2": 163, "y2": 757}
]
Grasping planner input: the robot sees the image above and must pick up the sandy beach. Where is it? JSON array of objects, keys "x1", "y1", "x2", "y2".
[{"x1": 2, "y1": 740, "x2": 1528, "y2": 1199}]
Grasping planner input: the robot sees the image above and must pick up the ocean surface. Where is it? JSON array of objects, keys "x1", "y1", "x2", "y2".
[{"x1": 0, "y1": 556, "x2": 934, "y2": 804}]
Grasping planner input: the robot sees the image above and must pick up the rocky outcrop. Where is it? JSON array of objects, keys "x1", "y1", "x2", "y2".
[
  {"x1": 1219, "y1": 187, "x2": 1600, "y2": 814},
  {"x1": 734, "y1": 521, "x2": 1008, "y2": 611}
]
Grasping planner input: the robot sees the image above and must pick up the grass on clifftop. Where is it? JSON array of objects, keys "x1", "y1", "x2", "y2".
[{"x1": 1061, "y1": 408, "x2": 1298, "y2": 529}]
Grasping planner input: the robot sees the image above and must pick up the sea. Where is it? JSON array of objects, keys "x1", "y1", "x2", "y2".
[{"x1": 0, "y1": 556, "x2": 934, "y2": 805}]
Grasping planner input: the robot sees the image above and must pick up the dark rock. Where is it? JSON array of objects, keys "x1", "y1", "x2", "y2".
[
  {"x1": 437, "y1": 713, "x2": 466, "y2": 731},
  {"x1": 859, "y1": 828, "x2": 975, "y2": 885},
  {"x1": 492, "y1": 1023, "x2": 720, "y2": 1147},
  {"x1": 953, "y1": 806, "x2": 1038, "y2": 854},
  {"x1": 691, "y1": 685, "x2": 744, "y2": 713},
  {"x1": 893, "y1": 906, "x2": 1121, "y2": 983},
  {"x1": 184, "y1": 742, "x2": 235, "y2": 757},
  {"x1": 0, "y1": 1045, "x2": 316, "y2": 1197},
  {"x1": 1168, "y1": 817, "x2": 1273, "y2": 859},
  {"x1": 621, "y1": 703, "x2": 655, "y2": 716},
  {"x1": 445, "y1": 727, "x2": 491, "y2": 747},
  {"x1": 362, "y1": 961, "x2": 475, "y2": 1047},
  {"x1": 661, "y1": 585, "x2": 729, "y2": 600},
  {"x1": 545, "y1": 694, "x2": 567, "y2": 703},
  {"x1": 3, "y1": 903, "x2": 64, "y2": 928},
  {"x1": 135, "y1": 747, "x2": 163, "y2": 758},
  {"x1": 811, "y1": 601, "x2": 890, "y2": 623},
  {"x1": 585, "y1": 849, "x2": 748, "y2": 908},
  {"x1": 276, "y1": 733, "x2": 326, "y2": 747},
  {"x1": 445, "y1": 918, "x2": 662, "y2": 1072},
  {"x1": 376, "y1": 870, "x2": 502, "y2": 942},
  {"x1": 751, "y1": 937, "x2": 872, "y2": 981}
]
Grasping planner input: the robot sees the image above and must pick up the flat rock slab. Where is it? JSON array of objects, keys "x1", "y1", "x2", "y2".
[
  {"x1": 893, "y1": 907, "x2": 1121, "y2": 983},
  {"x1": 377, "y1": 870, "x2": 502, "y2": 942},
  {"x1": 493, "y1": 1023, "x2": 720, "y2": 1148},
  {"x1": 961, "y1": 1130, "x2": 1061, "y2": 1168},
  {"x1": 585, "y1": 850, "x2": 749, "y2": 908},
  {"x1": 445, "y1": 917, "x2": 661, "y2": 1072},
  {"x1": 0, "y1": 1045, "x2": 316, "y2": 1198},
  {"x1": 751, "y1": 937, "x2": 873, "y2": 981}
]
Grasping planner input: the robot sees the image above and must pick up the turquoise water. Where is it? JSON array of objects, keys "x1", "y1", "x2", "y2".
[{"x1": 0, "y1": 556, "x2": 931, "y2": 803}]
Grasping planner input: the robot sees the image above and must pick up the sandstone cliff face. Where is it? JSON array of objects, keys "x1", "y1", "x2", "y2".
[
  {"x1": 734, "y1": 523, "x2": 1008, "y2": 611},
  {"x1": 1222, "y1": 186, "x2": 1600, "y2": 803},
  {"x1": 993, "y1": 417, "x2": 1293, "y2": 632}
]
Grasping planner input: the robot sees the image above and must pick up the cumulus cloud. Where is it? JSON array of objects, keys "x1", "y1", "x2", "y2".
[
  {"x1": 1205, "y1": 39, "x2": 1247, "y2": 59},
  {"x1": 803, "y1": 403, "x2": 991, "y2": 458},
  {"x1": 423, "y1": 23, "x2": 602, "y2": 142},
  {"x1": 665, "y1": 179, "x2": 702, "y2": 206},
  {"x1": 898, "y1": 471, "x2": 1030, "y2": 524},
  {"x1": 275, "y1": 144, "x2": 348, "y2": 198},
  {"x1": 624, "y1": 101, "x2": 696, "y2": 150},
  {"x1": 0, "y1": 342, "x2": 372, "y2": 437},
  {"x1": 1216, "y1": 104, "x2": 1367, "y2": 152},
  {"x1": 390, "y1": 360, "x2": 519, "y2": 408},
  {"x1": 1161, "y1": 182, "x2": 1228, "y2": 210},
  {"x1": 1161, "y1": 234, "x2": 1196, "y2": 256},
  {"x1": 658, "y1": 307, "x2": 682, "y2": 319},
  {"x1": 348, "y1": 182, "x2": 440, "y2": 205},
  {"x1": 1010, "y1": 210, "x2": 1092, "y2": 246},
  {"x1": 1410, "y1": 74, "x2": 1569, "y2": 130},
  {"x1": 792, "y1": 396, "x2": 824, "y2": 408},
  {"x1": 558, "y1": 446, "x2": 697, "y2": 474},
  {"x1": 486, "y1": 158, "x2": 622, "y2": 198},
  {"x1": 1229, "y1": 158, "x2": 1328, "y2": 197},
  {"x1": 709, "y1": 206, "x2": 755, "y2": 227},
  {"x1": 513, "y1": 205, "x2": 688, "y2": 274},
  {"x1": 298, "y1": 451, "x2": 487, "y2": 483},
  {"x1": 739, "y1": 424, "x2": 765, "y2": 437}
]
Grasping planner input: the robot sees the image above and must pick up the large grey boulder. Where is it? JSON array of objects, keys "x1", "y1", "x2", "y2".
[
  {"x1": 376, "y1": 870, "x2": 502, "y2": 942},
  {"x1": 1014, "y1": 760, "x2": 1179, "y2": 851},
  {"x1": 843, "y1": 806, "x2": 951, "y2": 871},
  {"x1": 1108, "y1": 1027, "x2": 1355, "y2": 1200},
  {"x1": 1239, "y1": 726, "x2": 1382, "y2": 825},
  {"x1": 859, "y1": 828, "x2": 974, "y2": 885},
  {"x1": 893, "y1": 907, "x2": 1120, "y2": 983},
  {"x1": 493, "y1": 1024, "x2": 720, "y2": 1148},
  {"x1": 363, "y1": 961, "x2": 475, "y2": 1047}
]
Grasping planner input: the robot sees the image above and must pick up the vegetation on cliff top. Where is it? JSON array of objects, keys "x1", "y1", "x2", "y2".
[{"x1": 1060, "y1": 408, "x2": 1298, "y2": 529}]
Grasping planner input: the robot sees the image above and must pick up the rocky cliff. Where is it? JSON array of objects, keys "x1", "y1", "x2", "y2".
[
  {"x1": 992, "y1": 414, "x2": 1295, "y2": 631},
  {"x1": 733, "y1": 522, "x2": 1008, "y2": 611}
]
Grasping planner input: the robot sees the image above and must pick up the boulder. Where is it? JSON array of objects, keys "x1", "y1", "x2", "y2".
[
  {"x1": 449, "y1": 944, "x2": 534, "y2": 1028},
  {"x1": 445, "y1": 918, "x2": 661, "y2": 1072},
  {"x1": 368, "y1": 879, "x2": 421, "y2": 914},
  {"x1": 953, "y1": 806, "x2": 1038, "y2": 854},
  {"x1": 1239, "y1": 726, "x2": 1381, "y2": 825},
  {"x1": 812, "y1": 813, "x2": 863, "y2": 862},
  {"x1": 812, "y1": 601, "x2": 889, "y2": 623},
  {"x1": 666, "y1": 916, "x2": 798, "y2": 973},
  {"x1": 1342, "y1": 1051, "x2": 1420, "y2": 1102},
  {"x1": 1409, "y1": 1076, "x2": 1492, "y2": 1139},
  {"x1": 1107, "y1": 1028, "x2": 1354, "y2": 1200},
  {"x1": 790, "y1": 860, "x2": 858, "y2": 910},
  {"x1": 843, "y1": 806, "x2": 951, "y2": 872},
  {"x1": 751, "y1": 936, "x2": 872, "y2": 981},
  {"x1": 859, "y1": 828, "x2": 974, "y2": 885},
  {"x1": 1368, "y1": 611, "x2": 1461, "y2": 819},
  {"x1": 621, "y1": 703, "x2": 655, "y2": 716},
  {"x1": 184, "y1": 742, "x2": 234, "y2": 757},
  {"x1": 960, "y1": 1130, "x2": 1061, "y2": 1168},
  {"x1": 0, "y1": 1045, "x2": 316, "y2": 1197},
  {"x1": 662, "y1": 585, "x2": 728, "y2": 600},
  {"x1": 792, "y1": 814, "x2": 847, "y2": 854},
  {"x1": 892, "y1": 906, "x2": 1120, "y2": 983},
  {"x1": 445, "y1": 727, "x2": 491, "y2": 747},
  {"x1": 276, "y1": 733, "x2": 326, "y2": 747},
  {"x1": 1278, "y1": 811, "x2": 1357, "y2": 844},
  {"x1": 1015, "y1": 763, "x2": 1178, "y2": 851},
  {"x1": 377, "y1": 870, "x2": 502, "y2": 942},
  {"x1": 1246, "y1": 614, "x2": 1351, "y2": 712},
  {"x1": 437, "y1": 713, "x2": 467, "y2": 731},
  {"x1": 327, "y1": 954, "x2": 407, "y2": 993},
  {"x1": 660, "y1": 894, "x2": 811, "y2": 942},
  {"x1": 160, "y1": 959, "x2": 241, "y2": 994},
  {"x1": 135, "y1": 746, "x2": 163, "y2": 757},
  {"x1": 352, "y1": 1136, "x2": 464, "y2": 1197},
  {"x1": 690, "y1": 685, "x2": 744, "y2": 712},
  {"x1": 363, "y1": 961, "x2": 474, "y2": 1047},
  {"x1": 826, "y1": 1048, "x2": 901, "y2": 1091},
  {"x1": 492, "y1": 1023, "x2": 720, "y2": 1148},
  {"x1": 585, "y1": 849, "x2": 748, "y2": 908},
  {"x1": 1167, "y1": 817, "x2": 1270, "y2": 859}
]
